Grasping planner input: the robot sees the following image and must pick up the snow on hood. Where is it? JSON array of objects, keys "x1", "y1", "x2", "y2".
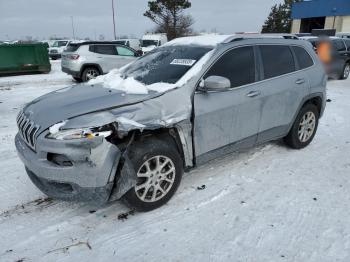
[
  {"x1": 89, "y1": 49, "x2": 215, "y2": 94},
  {"x1": 164, "y1": 35, "x2": 232, "y2": 47}
]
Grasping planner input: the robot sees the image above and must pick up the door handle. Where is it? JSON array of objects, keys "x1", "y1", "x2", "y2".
[
  {"x1": 295, "y1": 79, "x2": 305, "y2": 85},
  {"x1": 246, "y1": 90, "x2": 261, "y2": 98}
]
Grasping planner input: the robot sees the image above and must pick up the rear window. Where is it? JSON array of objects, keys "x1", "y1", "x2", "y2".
[
  {"x1": 260, "y1": 45, "x2": 295, "y2": 79},
  {"x1": 66, "y1": 44, "x2": 80, "y2": 52},
  {"x1": 89, "y1": 45, "x2": 117, "y2": 55},
  {"x1": 292, "y1": 46, "x2": 314, "y2": 69}
]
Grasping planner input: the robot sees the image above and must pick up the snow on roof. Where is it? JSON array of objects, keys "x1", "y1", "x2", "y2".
[{"x1": 164, "y1": 35, "x2": 233, "y2": 47}]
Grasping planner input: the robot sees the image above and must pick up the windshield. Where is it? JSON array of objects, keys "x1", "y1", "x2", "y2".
[
  {"x1": 142, "y1": 40, "x2": 159, "y2": 47},
  {"x1": 122, "y1": 46, "x2": 211, "y2": 85},
  {"x1": 52, "y1": 41, "x2": 68, "y2": 47}
]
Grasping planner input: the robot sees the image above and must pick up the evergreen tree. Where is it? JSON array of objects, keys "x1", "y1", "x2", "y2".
[
  {"x1": 144, "y1": 0, "x2": 194, "y2": 40},
  {"x1": 261, "y1": 0, "x2": 301, "y2": 33}
]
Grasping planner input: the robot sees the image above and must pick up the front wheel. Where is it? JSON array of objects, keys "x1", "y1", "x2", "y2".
[
  {"x1": 123, "y1": 137, "x2": 183, "y2": 212},
  {"x1": 284, "y1": 103, "x2": 319, "y2": 149}
]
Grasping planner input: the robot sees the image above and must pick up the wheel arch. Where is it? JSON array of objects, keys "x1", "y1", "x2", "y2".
[
  {"x1": 112, "y1": 127, "x2": 192, "y2": 170},
  {"x1": 79, "y1": 63, "x2": 103, "y2": 77}
]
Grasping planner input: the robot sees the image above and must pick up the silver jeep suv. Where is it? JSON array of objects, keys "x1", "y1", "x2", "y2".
[
  {"x1": 15, "y1": 35, "x2": 327, "y2": 211},
  {"x1": 61, "y1": 41, "x2": 141, "y2": 82}
]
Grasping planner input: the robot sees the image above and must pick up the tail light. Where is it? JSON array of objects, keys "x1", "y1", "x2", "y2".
[{"x1": 68, "y1": 54, "x2": 80, "y2": 60}]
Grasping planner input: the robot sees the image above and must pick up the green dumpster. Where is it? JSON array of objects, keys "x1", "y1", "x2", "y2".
[{"x1": 0, "y1": 43, "x2": 51, "y2": 76}]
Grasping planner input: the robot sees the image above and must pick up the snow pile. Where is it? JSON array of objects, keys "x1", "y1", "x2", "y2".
[
  {"x1": 89, "y1": 70, "x2": 177, "y2": 95},
  {"x1": 89, "y1": 49, "x2": 215, "y2": 94},
  {"x1": 48, "y1": 121, "x2": 67, "y2": 134},
  {"x1": 164, "y1": 34, "x2": 232, "y2": 47}
]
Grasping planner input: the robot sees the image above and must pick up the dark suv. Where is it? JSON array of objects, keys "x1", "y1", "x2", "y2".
[{"x1": 302, "y1": 37, "x2": 350, "y2": 80}]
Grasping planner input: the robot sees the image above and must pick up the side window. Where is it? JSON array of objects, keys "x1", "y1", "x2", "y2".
[
  {"x1": 292, "y1": 46, "x2": 314, "y2": 69},
  {"x1": 91, "y1": 45, "x2": 117, "y2": 55},
  {"x1": 204, "y1": 46, "x2": 255, "y2": 88},
  {"x1": 260, "y1": 45, "x2": 295, "y2": 79},
  {"x1": 333, "y1": 39, "x2": 346, "y2": 51},
  {"x1": 116, "y1": 46, "x2": 135, "y2": 56}
]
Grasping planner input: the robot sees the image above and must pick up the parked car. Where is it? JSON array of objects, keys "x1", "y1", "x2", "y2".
[
  {"x1": 301, "y1": 36, "x2": 350, "y2": 80},
  {"x1": 336, "y1": 32, "x2": 350, "y2": 39},
  {"x1": 61, "y1": 41, "x2": 141, "y2": 82},
  {"x1": 141, "y1": 33, "x2": 168, "y2": 54},
  {"x1": 48, "y1": 40, "x2": 73, "y2": 60},
  {"x1": 113, "y1": 39, "x2": 141, "y2": 51},
  {"x1": 15, "y1": 35, "x2": 326, "y2": 211}
]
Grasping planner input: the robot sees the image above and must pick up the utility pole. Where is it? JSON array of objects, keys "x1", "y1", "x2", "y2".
[
  {"x1": 71, "y1": 16, "x2": 76, "y2": 40},
  {"x1": 112, "y1": 0, "x2": 117, "y2": 40}
]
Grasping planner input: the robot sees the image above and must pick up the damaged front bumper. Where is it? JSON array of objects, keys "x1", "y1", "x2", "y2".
[{"x1": 15, "y1": 133, "x2": 136, "y2": 204}]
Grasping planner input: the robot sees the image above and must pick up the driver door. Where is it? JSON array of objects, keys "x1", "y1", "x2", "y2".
[{"x1": 193, "y1": 46, "x2": 263, "y2": 161}]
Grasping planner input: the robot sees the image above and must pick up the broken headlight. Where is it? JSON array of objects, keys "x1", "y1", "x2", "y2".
[{"x1": 47, "y1": 125, "x2": 114, "y2": 140}]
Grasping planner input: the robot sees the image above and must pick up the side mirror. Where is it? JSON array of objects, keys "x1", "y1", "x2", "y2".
[
  {"x1": 199, "y1": 76, "x2": 231, "y2": 91},
  {"x1": 135, "y1": 50, "x2": 143, "y2": 57}
]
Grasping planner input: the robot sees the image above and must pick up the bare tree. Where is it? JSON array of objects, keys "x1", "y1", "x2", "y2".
[{"x1": 144, "y1": 0, "x2": 194, "y2": 40}]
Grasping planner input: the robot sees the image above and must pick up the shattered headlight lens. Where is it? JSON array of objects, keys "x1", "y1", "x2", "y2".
[{"x1": 47, "y1": 125, "x2": 113, "y2": 140}]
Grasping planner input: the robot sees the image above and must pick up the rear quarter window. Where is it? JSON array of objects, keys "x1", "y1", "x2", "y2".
[
  {"x1": 292, "y1": 46, "x2": 314, "y2": 69},
  {"x1": 260, "y1": 45, "x2": 296, "y2": 79}
]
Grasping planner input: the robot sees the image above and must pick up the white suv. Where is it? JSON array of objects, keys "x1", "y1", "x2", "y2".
[
  {"x1": 48, "y1": 40, "x2": 73, "y2": 60},
  {"x1": 61, "y1": 41, "x2": 141, "y2": 82}
]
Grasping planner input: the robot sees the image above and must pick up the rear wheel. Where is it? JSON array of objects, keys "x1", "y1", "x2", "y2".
[
  {"x1": 340, "y1": 63, "x2": 350, "y2": 80},
  {"x1": 284, "y1": 103, "x2": 319, "y2": 149},
  {"x1": 82, "y1": 67, "x2": 100, "y2": 82},
  {"x1": 123, "y1": 137, "x2": 183, "y2": 212}
]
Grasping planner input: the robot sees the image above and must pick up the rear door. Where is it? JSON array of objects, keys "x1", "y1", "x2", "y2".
[
  {"x1": 256, "y1": 45, "x2": 310, "y2": 143},
  {"x1": 194, "y1": 46, "x2": 262, "y2": 158},
  {"x1": 90, "y1": 44, "x2": 119, "y2": 73}
]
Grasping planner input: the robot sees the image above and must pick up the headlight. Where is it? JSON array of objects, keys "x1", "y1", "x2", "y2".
[{"x1": 47, "y1": 125, "x2": 113, "y2": 140}]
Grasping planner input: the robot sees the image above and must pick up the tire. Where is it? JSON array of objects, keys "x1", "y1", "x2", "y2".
[
  {"x1": 81, "y1": 67, "x2": 100, "y2": 82},
  {"x1": 284, "y1": 103, "x2": 319, "y2": 149},
  {"x1": 73, "y1": 77, "x2": 83, "y2": 83},
  {"x1": 123, "y1": 137, "x2": 183, "y2": 212},
  {"x1": 340, "y1": 63, "x2": 350, "y2": 80}
]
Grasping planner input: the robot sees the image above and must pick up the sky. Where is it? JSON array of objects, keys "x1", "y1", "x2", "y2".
[{"x1": 0, "y1": 0, "x2": 282, "y2": 40}]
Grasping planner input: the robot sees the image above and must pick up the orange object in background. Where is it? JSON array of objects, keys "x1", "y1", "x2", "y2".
[{"x1": 317, "y1": 41, "x2": 332, "y2": 64}]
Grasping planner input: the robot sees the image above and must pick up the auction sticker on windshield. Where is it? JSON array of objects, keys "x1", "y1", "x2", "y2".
[{"x1": 170, "y1": 59, "x2": 196, "y2": 66}]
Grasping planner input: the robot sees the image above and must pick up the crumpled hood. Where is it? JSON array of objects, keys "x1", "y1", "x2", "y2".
[{"x1": 22, "y1": 84, "x2": 161, "y2": 132}]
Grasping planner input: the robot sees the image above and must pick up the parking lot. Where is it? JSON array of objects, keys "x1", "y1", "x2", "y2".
[{"x1": 0, "y1": 60, "x2": 350, "y2": 261}]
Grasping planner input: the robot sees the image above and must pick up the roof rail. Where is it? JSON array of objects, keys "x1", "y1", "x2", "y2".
[{"x1": 223, "y1": 33, "x2": 299, "y2": 43}]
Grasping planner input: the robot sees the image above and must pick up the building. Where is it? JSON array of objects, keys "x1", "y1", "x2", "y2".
[{"x1": 291, "y1": 0, "x2": 350, "y2": 33}]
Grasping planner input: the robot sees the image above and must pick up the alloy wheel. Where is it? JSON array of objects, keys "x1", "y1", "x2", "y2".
[
  {"x1": 298, "y1": 111, "x2": 316, "y2": 143},
  {"x1": 135, "y1": 155, "x2": 176, "y2": 203},
  {"x1": 344, "y1": 64, "x2": 350, "y2": 79},
  {"x1": 86, "y1": 69, "x2": 99, "y2": 80}
]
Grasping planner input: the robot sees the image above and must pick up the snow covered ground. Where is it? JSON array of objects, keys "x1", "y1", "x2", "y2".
[{"x1": 0, "y1": 61, "x2": 350, "y2": 262}]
